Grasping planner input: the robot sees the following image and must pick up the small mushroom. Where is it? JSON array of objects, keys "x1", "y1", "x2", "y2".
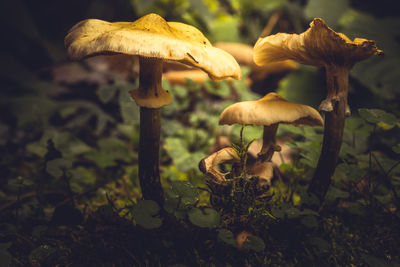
[
  {"x1": 199, "y1": 147, "x2": 240, "y2": 182},
  {"x1": 253, "y1": 18, "x2": 383, "y2": 201},
  {"x1": 219, "y1": 93, "x2": 323, "y2": 183},
  {"x1": 65, "y1": 13, "x2": 241, "y2": 205},
  {"x1": 220, "y1": 92, "x2": 323, "y2": 163},
  {"x1": 235, "y1": 231, "x2": 253, "y2": 250}
]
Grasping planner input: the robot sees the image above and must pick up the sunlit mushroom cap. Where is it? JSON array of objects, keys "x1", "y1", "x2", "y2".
[
  {"x1": 219, "y1": 92, "x2": 323, "y2": 127},
  {"x1": 65, "y1": 13, "x2": 241, "y2": 80},
  {"x1": 253, "y1": 18, "x2": 383, "y2": 68}
]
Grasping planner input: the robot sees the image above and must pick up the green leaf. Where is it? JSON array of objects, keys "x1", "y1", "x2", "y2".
[
  {"x1": 131, "y1": 200, "x2": 162, "y2": 229},
  {"x1": 84, "y1": 150, "x2": 116, "y2": 168},
  {"x1": 392, "y1": 144, "x2": 400, "y2": 154},
  {"x1": 218, "y1": 229, "x2": 237, "y2": 247},
  {"x1": 97, "y1": 85, "x2": 118, "y2": 103},
  {"x1": 166, "y1": 181, "x2": 199, "y2": 207},
  {"x1": 46, "y1": 158, "x2": 73, "y2": 177},
  {"x1": 333, "y1": 163, "x2": 366, "y2": 183},
  {"x1": 164, "y1": 137, "x2": 206, "y2": 173},
  {"x1": 203, "y1": 80, "x2": 231, "y2": 97},
  {"x1": 242, "y1": 236, "x2": 266, "y2": 252},
  {"x1": 325, "y1": 186, "x2": 350, "y2": 202},
  {"x1": 299, "y1": 191, "x2": 321, "y2": 207},
  {"x1": 358, "y1": 108, "x2": 397, "y2": 126},
  {"x1": 188, "y1": 207, "x2": 220, "y2": 228},
  {"x1": 271, "y1": 202, "x2": 291, "y2": 219},
  {"x1": 301, "y1": 215, "x2": 319, "y2": 228},
  {"x1": 119, "y1": 87, "x2": 139, "y2": 124}
]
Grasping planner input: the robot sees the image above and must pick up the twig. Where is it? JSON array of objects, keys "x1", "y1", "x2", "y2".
[{"x1": 260, "y1": 12, "x2": 280, "y2": 38}]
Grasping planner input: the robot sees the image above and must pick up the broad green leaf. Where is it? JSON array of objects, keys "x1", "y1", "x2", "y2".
[
  {"x1": 358, "y1": 108, "x2": 397, "y2": 126},
  {"x1": 325, "y1": 186, "x2": 350, "y2": 202},
  {"x1": 333, "y1": 163, "x2": 366, "y2": 183},
  {"x1": 119, "y1": 87, "x2": 139, "y2": 124},
  {"x1": 166, "y1": 181, "x2": 199, "y2": 207},
  {"x1": 46, "y1": 158, "x2": 73, "y2": 177},
  {"x1": 97, "y1": 85, "x2": 118, "y2": 103},
  {"x1": 131, "y1": 200, "x2": 162, "y2": 229},
  {"x1": 188, "y1": 207, "x2": 220, "y2": 228},
  {"x1": 242, "y1": 236, "x2": 266, "y2": 252},
  {"x1": 301, "y1": 215, "x2": 319, "y2": 228},
  {"x1": 27, "y1": 130, "x2": 92, "y2": 158},
  {"x1": 203, "y1": 80, "x2": 231, "y2": 97},
  {"x1": 164, "y1": 137, "x2": 206, "y2": 173},
  {"x1": 84, "y1": 150, "x2": 116, "y2": 168},
  {"x1": 271, "y1": 202, "x2": 291, "y2": 219},
  {"x1": 218, "y1": 229, "x2": 237, "y2": 247}
]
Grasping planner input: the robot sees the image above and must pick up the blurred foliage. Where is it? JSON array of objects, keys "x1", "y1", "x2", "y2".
[{"x1": 0, "y1": 0, "x2": 399, "y2": 266}]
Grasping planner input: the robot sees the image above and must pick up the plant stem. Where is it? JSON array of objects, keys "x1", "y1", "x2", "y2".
[{"x1": 308, "y1": 65, "x2": 349, "y2": 203}]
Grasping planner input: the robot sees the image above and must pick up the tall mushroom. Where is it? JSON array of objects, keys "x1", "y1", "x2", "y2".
[
  {"x1": 65, "y1": 13, "x2": 241, "y2": 205},
  {"x1": 215, "y1": 92, "x2": 323, "y2": 183},
  {"x1": 253, "y1": 18, "x2": 383, "y2": 201}
]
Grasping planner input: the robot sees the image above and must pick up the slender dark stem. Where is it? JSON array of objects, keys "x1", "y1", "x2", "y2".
[
  {"x1": 139, "y1": 107, "x2": 164, "y2": 205},
  {"x1": 133, "y1": 57, "x2": 166, "y2": 206},
  {"x1": 308, "y1": 65, "x2": 349, "y2": 203}
]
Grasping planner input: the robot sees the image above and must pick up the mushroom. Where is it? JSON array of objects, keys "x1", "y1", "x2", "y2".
[
  {"x1": 236, "y1": 230, "x2": 253, "y2": 250},
  {"x1": 219, "y1": 92, "x2": 323, "y2": 182},
  {"x1": 253, "y1": 18, "x2": 383, "y2": 201},
  {"x1": 65, "y1": 13, "x2": 241, "y2": 205},
  {"x1": 199, "y1": 147, "x2": 240, "y2": 182}
]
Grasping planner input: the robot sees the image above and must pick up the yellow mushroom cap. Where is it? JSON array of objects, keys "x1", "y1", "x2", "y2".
[
  {"x1": 65, "y1": 13, "x2": 241, "y2": 81},
  {"x1": 253, "y1": 18, "x2": 383, "y2": 68},
  {"x1": 219, "y1": 92, "x2": 324, "y2": 127}
]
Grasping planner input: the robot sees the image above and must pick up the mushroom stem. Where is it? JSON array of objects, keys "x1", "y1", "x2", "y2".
[
  {"x1": 308, "y1": 65, "x2": 349, "y2": 203},
  {"x1": 130, "y1": 57, "x2": 172, "y2": 108},
  {"x1": 258, "y1": 124, "x2": 281, "y2": 163},
  {"x1": 132, "y1": 57, "x2": 166, "y2": 206}
]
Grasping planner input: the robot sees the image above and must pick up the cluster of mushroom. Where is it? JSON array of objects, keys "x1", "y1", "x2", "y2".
[
  {"x1": 65, "y1": 13, "x2": 241, "y2": 205},
  {"x1": 199, "y1": 92, "x2": 323, "y2": 185},
  {"x1": 65, "y1": 13, "x2": 382, "y2": 205}
]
